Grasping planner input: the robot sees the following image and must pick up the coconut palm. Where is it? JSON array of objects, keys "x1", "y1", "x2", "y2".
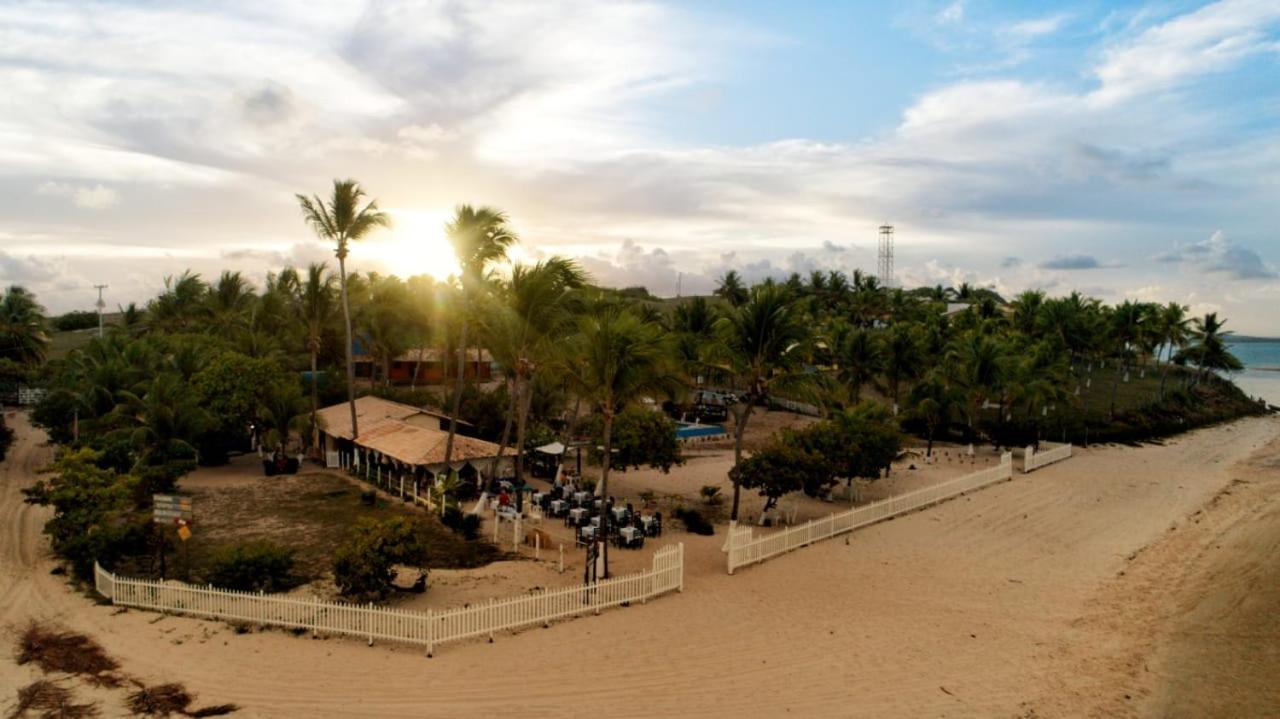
[
  {"x1": 1155, "y1": 302, "x2": 1190, "y2": 399},
  {"x1": 147, "y1": 271, "x2": 209, "y2": 333},
  {"x1": 296, "y1": 179, "x2": 390, "y2": 441},
  {"x1": 1107, "y1": 301, "x2": 1144, "y2": 419},
  {"x1": 882, "y1": 322, "x2": 923, "y2": 410},
  {"x1": 1180, "y1": 312, "x2": 1243, "y2": 381},
  {"x1": 835, "y1": 328, "x2": 882, "y2": 403},
  {"x1": 293, "y1": 263, "x2": 338, "y2": 446},
  {"x1": 0, "y1": 286, "x2": 50, "y2": 365},
  {"x1": 907, "y1": 371, "x2": 960, "y2": 456},
  {"x1": 110, "y1": 372, "x2": 210, "y2": 468},
  {"x1": 558, "y1": 307, "x2": 675, "y2": 577},
  {"x1": 356, "y1": 274, "x2": 415, "y2": 388},
  {"x1": 442, "y1": 204, "x2": 517, "y2": 473},
  {"x1": 714, "y1": 270, "x2": 749, "y2": 307},
  {"x1": 711, "y1": 284, "x2": 814, "y2": 521},
  {"x1": 946, "y1": 331, "x2": 1008, "y2": 441}
]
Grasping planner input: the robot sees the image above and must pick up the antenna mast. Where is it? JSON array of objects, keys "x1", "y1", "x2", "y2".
[{"x1": 877, "y1": 224, "x2": 894, "y2": 288}]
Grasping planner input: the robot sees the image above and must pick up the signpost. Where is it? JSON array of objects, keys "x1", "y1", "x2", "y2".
[{"x1": 152, "y1": 494, "x2": 194, "y2": 579}]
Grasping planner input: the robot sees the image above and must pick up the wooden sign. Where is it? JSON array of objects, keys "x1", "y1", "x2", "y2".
[{"x1": 153, "y1": 494, "x2": 193, "y2": 524}]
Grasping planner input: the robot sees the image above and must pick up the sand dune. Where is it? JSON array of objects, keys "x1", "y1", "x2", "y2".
[{"x1": 2, "y1": 410, "x2": 1277, "y2": 717}]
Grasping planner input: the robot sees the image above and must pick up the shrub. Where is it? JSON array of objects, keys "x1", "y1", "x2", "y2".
[
  {"x1": 332, "y1": 517, "x2": 427, "y2": 600},
  {"x1": 699, "y1": 485, "x2": 722, "y2": 505},
  {"x1": 673, "y1": 507, "x2": 715, "y2": 536},
  {"x1": 203, "y1": 541, "x2": 296, "y2": 592},
  {"x1": 441, "y1": 506, "x2": 482, "y2": 541},
  {"x1": 360, "y1": 489, "x2": 377, "y2": 506},
  {"x1": 587, "y1": 407, "x2": 683, "y2": 473}
]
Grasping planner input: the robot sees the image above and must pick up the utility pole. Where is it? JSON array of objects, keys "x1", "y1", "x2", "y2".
[{"x1": 93, "y1": 284, "x2": 108, "y2": 338}]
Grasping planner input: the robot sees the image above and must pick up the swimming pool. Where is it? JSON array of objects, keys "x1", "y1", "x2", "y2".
[{"x1": 675, "y1": 422, "x2": 726, "y2": 440}]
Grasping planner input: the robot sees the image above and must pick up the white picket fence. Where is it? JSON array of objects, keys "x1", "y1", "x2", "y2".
[
  {"x1": 1023, "y1": 443, "x2": 1072, "y2": 473},
  {"x1": 727, "y1": 453, "x2": 1014, "y2": 574},
  {"x1": 94, "y1": 543, "x2": 682, "y2": 655}
]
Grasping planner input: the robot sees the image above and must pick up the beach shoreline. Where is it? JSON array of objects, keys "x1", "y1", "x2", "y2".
[{"x1": 3, "y1": 412, "x2": 1278, "y2": 717}]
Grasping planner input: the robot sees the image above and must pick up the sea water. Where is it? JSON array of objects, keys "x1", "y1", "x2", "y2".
[{"x1": 1229, "y1": 341, "x2": 1280, "y2": 407}]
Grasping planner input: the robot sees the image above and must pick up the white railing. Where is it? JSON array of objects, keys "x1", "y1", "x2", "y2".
[
  {"x1": 727, "y1": 453, "x2": 1014, "y2": 574},
  {"x1": 94, "y1": 543, "x2": 682, "y2": 656},
  {"x1": 1023, "y1": 443, "x2": 1072, "y2": 473}
]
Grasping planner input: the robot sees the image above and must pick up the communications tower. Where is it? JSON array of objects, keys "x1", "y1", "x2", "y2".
[{"x1": 877, "y1": 224, "x2": 894, "y2": 288}]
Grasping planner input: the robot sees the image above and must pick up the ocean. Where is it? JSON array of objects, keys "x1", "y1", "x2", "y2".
[{"x1": 1229, "y1": 341, "x2": 1280, "y2": 407}]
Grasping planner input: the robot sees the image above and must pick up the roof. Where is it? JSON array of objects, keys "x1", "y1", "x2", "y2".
[
  {"x1": 355, "y1": 419, "x2": 502, "y2": 466},
  {"x1": 352, "y1": 348, "x2": 494, "y2": 363},
  {"x1": 316, "y1": 396, "x2": 461, "y2": 441}
]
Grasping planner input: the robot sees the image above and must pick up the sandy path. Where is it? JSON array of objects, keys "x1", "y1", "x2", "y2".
[{"x1": 2, "y1": 411, "x2": 1277, "y2": 717}]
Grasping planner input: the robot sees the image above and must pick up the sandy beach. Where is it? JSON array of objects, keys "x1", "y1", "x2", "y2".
[{"x1": 3, "y1": 409, "x2": 1278, "y2": 717}]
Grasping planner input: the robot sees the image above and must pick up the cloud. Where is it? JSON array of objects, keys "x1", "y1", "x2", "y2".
[
  {"x1": 242, "y1": 83, "x2": 295, "y2": 126},
  {"x1": 935, "y1": 1, "x2": 965, "y2": 25},
  {"x1": 1091, "y1": 0, "x2": 1280, "y2": 104},
  {"x1": 1040, "y1": 254, "x2": 1102, "y2": 270},
  {"x1": 1000, "y1": 256, "x2": 1021, "y2": 268},
  {"x1": 1158, "y1": 230, "x2": 1277, "y2": 280},
  {"x1": 821, "y1": 240, "x2": 847, "y2": 253},
  {"x1": 36, "y1": 181, "x2": 120, "y2": 209}
]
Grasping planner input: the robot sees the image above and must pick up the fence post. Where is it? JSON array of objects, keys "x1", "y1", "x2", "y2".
[
  {"x1": 727, "y1": 520, "x2": 736, "y2": 575},
  {"x1": 426, "y1": 608, "x2": 434, "y2": 658},
  {"x1": 488, "y1": 597, "x2": 496, "y2": 642},
  {"x1": 367, "y1": 602, "x2": 374, "y2": 646},
  {"x1": 1024, "y1": 444, "x2": 1035, "y2": 473},
  {"x1": 678, "y1": 543, "x2": 685, "y2": 592},
  {"x1": 559, "y1": 544, "x2": 564, "y2": 574}
]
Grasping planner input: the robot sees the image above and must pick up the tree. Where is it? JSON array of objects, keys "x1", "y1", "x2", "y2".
[
  {"x1": 882, "y1": 322, "x2": 923, "y2": 409},
  {"x1": 1107, "y1": 301, "x2": 1144, "y2": 419},
  {"x1": 711, "y1": 284, "x2": 814, "y2": 521},
  {"x1": 588, "y1": 406, "x2": 683, "y2": 473},
  {"x1": 0, "y1": 286, "x2": 50, "y2": 365},
  {"x1": 729, "y1": 441, "x2": 829, "y2": 516},
  {"x1": 1179, "y1": 312, "x2": 1243, "y2": 381},
  {"x1": 714, "y1": 270, "x2": 749, "y2": 307},
  {"x1": 908, "y1": 373, "x2": 960, "y2": 456},
  {"x1": 1155, "y1": 302, "x2": 1190, "y2": 399},
  {"x1": 111, "y1": 372, "x2": 210, "y2": 472},
  {"x1": 443, "y1": 205, "x2": 517, "y2": 477},
  {"x1": 23, "y1": 448, "x2": 147, "y2": 578},
  {"x1": 835, "y1": 328, "x2": 882, "y2": 404},
  {"x1": 332, "y1": 517, "x2": 427, "y2": 600},
  {"x1": 297, "y1": 180, "x2": 391, "y2": 441},
  {"x1": 559, "y1": 307, "x2": 675, "y2": 577},
  {"x1": 294, "y1": 263, "x2": 338, "y2": 446}
]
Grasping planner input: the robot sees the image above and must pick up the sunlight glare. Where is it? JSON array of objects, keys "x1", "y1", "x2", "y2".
[{"x1": 363, "y1": 208, "x2": 460, "y2": 280}]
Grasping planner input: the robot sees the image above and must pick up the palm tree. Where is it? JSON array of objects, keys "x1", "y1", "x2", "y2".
[
  {"x1": 147, "y1": 271, "x2": 209, "y2": 333},
  {"x1": 908, "y1": 371, "x2": 960, "y2": 456},
  {"x1": 946, "y1": 331, "x2": 1008, "y2": 441},
  {"x1": 1179, "y1": 312, "x2": 1243, "y2": 382},
  {"x1": 0, "y1": 286, "x2": 50, "y2": 365},
  {"x1": 714, "y1": 270, "x2": 749, "y2": 307},
  {"x1": 1107, "y1": 301, "x2": 1144, "y2": 419},
  {"x1": 711, "y1": 284, "x2": 813, "y2": 521},
  {"x1": 296, "y1": 179, "x2": 390, "y2": 441},
  {"x1": 882, "y1": 323, "x2": 923, "y2": 410},
  {"x1": 1155, "y1": 302, "x2": 1190, "y2": 399},
  {"x1": 559, "y1": 307, "x2": 674, "y2": 577},
  {"x1": 110, "y1": 373, "x2": 210, "y2": 468},
  {"x1": 294, "y1": 263, "x2": 337, "y2": 447},
  {"x1": 443, "y1": 205, "x2": 517, "y2": 474},
  {"x1": 836, "y1": 328, "x2": 882, "y2": 403},
  {"x1": 357, "y1": 274, "x2": 415, "y2": 388}
]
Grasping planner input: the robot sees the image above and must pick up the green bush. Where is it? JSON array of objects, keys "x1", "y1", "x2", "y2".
[
  {"x1": 332, "y1": 517, "x2": 427, "y2": 600},
  {"x1": 204, "y1": 541, "x2": 296, "y2": 592},
  {"x1": 673, "y1": 507, "x2": 715, "y2": 536},
  {"x1": 441, "y1": 506, "x2": 482, "y2": 541}
]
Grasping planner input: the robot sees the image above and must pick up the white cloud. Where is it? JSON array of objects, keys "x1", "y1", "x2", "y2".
[
  {"x1": 936, "y1": 1, "x2": 965, "y2": 25},
  {"x1": 36, "y1": 181, "x2": 120, "y2": 209}
]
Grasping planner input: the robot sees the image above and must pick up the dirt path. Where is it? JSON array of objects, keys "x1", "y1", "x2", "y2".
[{"x1": 2, "y1": 410, "x2": 1278, "y2": 717}]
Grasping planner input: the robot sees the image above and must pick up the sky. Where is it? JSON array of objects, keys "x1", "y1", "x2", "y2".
[{"x1": 1, "y1": 0, "x2": 1278, "y2": 333}]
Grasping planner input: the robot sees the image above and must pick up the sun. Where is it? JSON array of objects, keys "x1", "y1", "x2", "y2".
[{"x1": 360, "y1": 207, "x2": 461, "y2": 281}]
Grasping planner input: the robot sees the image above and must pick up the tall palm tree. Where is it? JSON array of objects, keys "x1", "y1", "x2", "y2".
[
  {"x1": 294, "y1": 263, "x2": 337, "y2": 447},
  {"x1": 558, "y1": 307, "x2": 675, "y2": 577},
  {"x1": 714, "y1": 270, "x2": 749, "y2": 307},
  {"x1": 836, "y1": 328, "x2": 882, "y2": 403},
  {"x1": 0, "y1": 286, "x2": 50, "y2": 365},
  {"x1": 1156, "y1": 302, "x2": 1190, "y2": 399},
  {"x1": 1179, "y1": 312, "x2": 1243, "y2": 382},
  {"x1": 946, "y1": 331, "x2": 1008, "y2": 441},
  {"x1": 296, "y1": 180, "x2": 390, "y2": 441},
  {"x1": 882, "y1": 322, "x2": 923, "y2": 410},
  {"x1": 907, "y1": 370, "x2": 960, "y2": 456},
  {"x1": 711, "y1": 284, "x2": 814, "y2": 521},
  {"x1": 1107, "y1": 301, "x2": 1144, "y2": 419},
  {"x1": 443, "y1": 205, "x2": 517, "y2": 474}
]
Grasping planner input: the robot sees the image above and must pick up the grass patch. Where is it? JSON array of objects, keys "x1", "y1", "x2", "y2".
[
  {"x1": 14, "y1": 622, "x2": 122, "y2": 688},
  {"x1": 124, "y1": 682, "x2": 237, "y2": 717},
  {"x1": 8, "y1": 679, "x2": 99, "y2": 719},
  {"x1": 164, "y1": 472, "x2": 500, "y2": 585}
]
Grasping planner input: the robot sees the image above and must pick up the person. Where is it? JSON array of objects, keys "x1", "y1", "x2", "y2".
[{"x1": 498, "y1": 488, "x2": 511, "y2": 509}]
